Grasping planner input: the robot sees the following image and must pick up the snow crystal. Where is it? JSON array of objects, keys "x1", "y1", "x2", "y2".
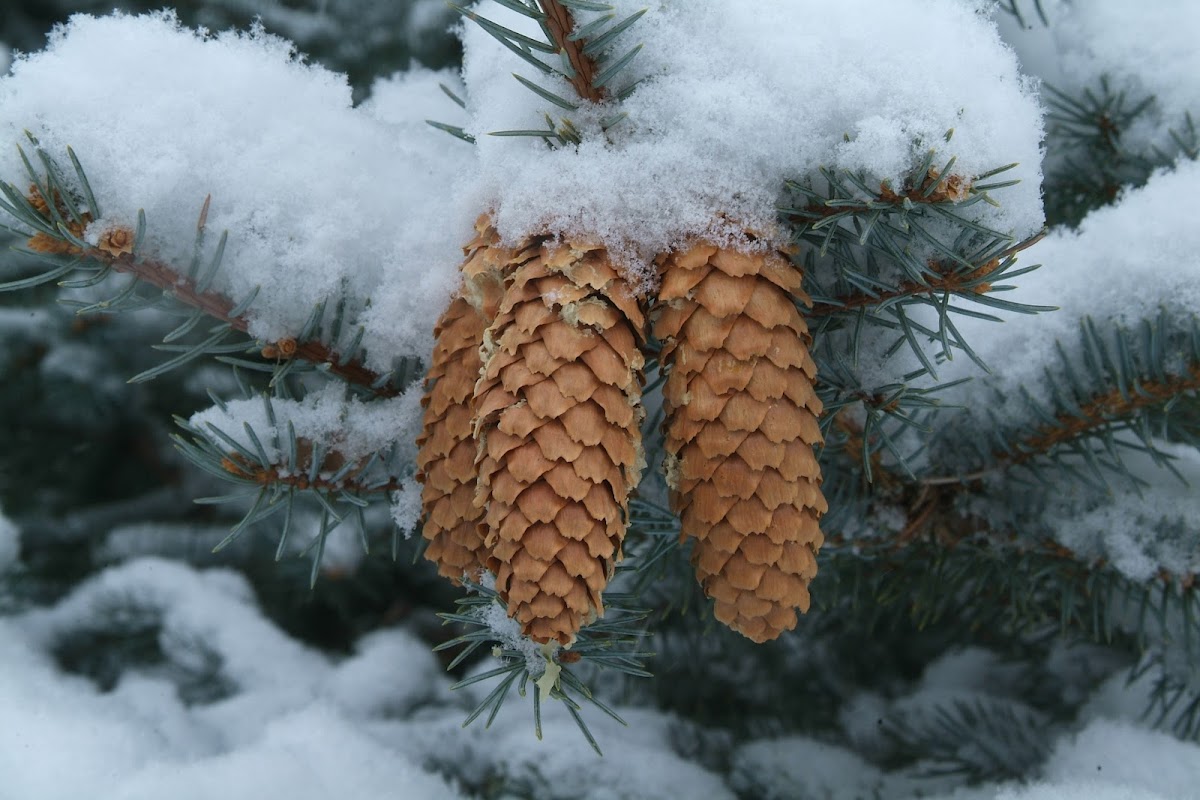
[
  {"x1": 0, "y1": 11, "x2": 472, "y2": 371},
  {"x1": 0, "y1": 507, "x2": 19, "y2": 571},
  {"x1": 462, "y1": 0, "x2": 1044, "y2": 269},
  {"x1": 390, "y1": 481, "x2": 424, "y2": 537}
]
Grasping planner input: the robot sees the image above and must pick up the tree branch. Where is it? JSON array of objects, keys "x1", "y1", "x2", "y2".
[
  {"x1": 809, "y1": 231, "x2": 1046, "y2": 318},
  {"x1": 220, "y1": 443, "x2": 403, "y2": 496},
  {"x1": 29, "y1": 228, "x2": 400, "y2": 398},
  {"x1": 1012, "y1": 365, "x2": 1200, "y2": 465},
  {"x1": 538, "y1": 0, "x2": 607, "y2": 103}
]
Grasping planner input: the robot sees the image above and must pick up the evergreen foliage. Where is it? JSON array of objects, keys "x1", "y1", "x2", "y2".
[{"x1": 1, "y1": 2, "x2": 1198, "y2": 797}]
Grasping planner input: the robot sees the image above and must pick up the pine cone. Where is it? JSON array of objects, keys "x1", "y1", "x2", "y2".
[
  {"x1": 414, "y1": 220, "x2": 514, "y2": 583},
  {"x1": 653, "y1": 243, "x2": 826, "y2": 643},
  {"x1": 474, "y1": 237, "x2": 646, "y2": 644},
  {"x1": 415, "y1": 293, "x2": 490, "y2": 583}
]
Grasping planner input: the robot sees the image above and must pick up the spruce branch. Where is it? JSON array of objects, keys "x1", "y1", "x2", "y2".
[
  {"x1": 452, "y1": 0, "x2": 644, "y2": 145},
  {"x1": 174, "y1": 409, "x2": 406, "y2": 578},
  {"x1": 786, "y1": 166, "x2": 976, "y2": 226},
  {"x1": 808, "y1": 230, "x2": 1047, "y2": 319},
  {"x1": 70, "y1": 246, "x2": 395, "y2": 396},
  {"x1": 996, "y1": 0, "x2": 1050, "y2": 29},
  {"x1": 217, "y1": 439, "x2": 402, "y2": 496},
  {"x1": 819, "y1": 522, "x2": 1200, "y2": 648},
  {"x1": 436, "y1": 576, "x2": 653, "y2": 756},
  {"x1": 1012, "y1": 364, "x2": 1200, "y2": 466},
  {"x1": 882, "y1": 695, "x2": 1053, "y2": 781},
  {"x1": 1042, "y1": 77, "x2": 1198, "y2": 226},
  {"x1": 789, "y1": 163, "x2": 1053, "y2": 374},
  {"x1": 6, "y1": 177, "x2": 400, "y2": 398},
  {"x1": 538, "y1": 0, "x2": 607, "y2": 103},
  {"x1": 928, "y1": 314, "x2": 1200, "y2": 486}
]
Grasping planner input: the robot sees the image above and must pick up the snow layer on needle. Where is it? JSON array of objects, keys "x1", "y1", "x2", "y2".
[
  {"x1": 0, "y1": 11, "x2": 473, "y2": 368},
  {"x1": 462, "y1": 0, "x2": 1044, "y2": 266},
  {"x1": 1049, "y1": 442, "x2": 1200, "y2": 582},
  {"x1": 924, "y1": 161, "x2": 1200, "y2": 580},
  {"x1": 1000, "y1": 0, "x2": 1200, "y2": 157},
  {"x1": 188, "y1": 382, "x2": 425, "y2": 469},
  {"x1": 940, "y1": 159, "x2": 1200, "y2": 410}
]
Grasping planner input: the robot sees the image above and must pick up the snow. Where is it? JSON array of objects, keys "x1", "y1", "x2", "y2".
[
  {"x1": 0, "y1": 556, "x2": 736, "y2": 800},
  {"x1": 0, "y1": 558, "x2": 465, "y2": 800},
  {"x1": 922, "y1": 159, "x2": 1200, "y2": 580},
  {"x1": 1043, "y1": 719, "x2": 1200, "y2": 800},
  {"x1": 999, "y1": 0, "x2": 1200, "y2": 158},
  {"x1": 386, "y1": 702, "x2": 738, "y2": 800},
  {"x1": 462, "y1": 0, "x2": 1044, "y2": 271},
  {"x1": 942, "y1": 159, "x2": 1200, "y2": 410},
  {"x1": 323, "y1": 629, "x2": 454, "y2": 717},
  {"x1": 0, "y1": 11, "x2": 472, "y2": 371},
  {"x1": 1049, "y1": 442, "x2": 1200, "y2": 582},
  {"x1": 0, "y1": 3, "x2": 1043, "y2": 359},
  {"x1": 3, "y1": 556, "x2": 1199, "y2": 800},
  {"x1": 188, "y1": 381, "x2": 425, "y2": 470},
  {"x1": 105, "y1": 704, "x2": 465, "y2": 800},
  {"x1": 730, "y1": 736, "x2": 886, "y2": 800},
  {"x1": 936, "y1": 784, "x2": 1176, "y2": 800}
]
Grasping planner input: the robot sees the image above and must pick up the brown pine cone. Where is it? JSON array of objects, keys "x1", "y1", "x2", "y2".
[
  {"x1": 414, "y1": 219, "x2": 518, "y2": 583},
  {"x1": 473, "y1": 237, "x2": 646, "y2": 644},
  {"x1": 653, "y1": 243, "x2": 826, "y2": 643},
  {"x1": 415, "y1": 293, "x2": 490, "y2": 583}
]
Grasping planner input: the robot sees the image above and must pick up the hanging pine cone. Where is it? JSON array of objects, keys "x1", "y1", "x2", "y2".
[
  {"x1": 653, "y1": 243, "x2": 826, "y2": 643},
  {"x1": 473, "y1": 236, "x2": 646, "y2": 644},
  {"x1": 415, "y1": 220, "x2": 512, "y2": 583},
  {"x1": 415, "y1": 294, "x2": 490, "y2": 583}
]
